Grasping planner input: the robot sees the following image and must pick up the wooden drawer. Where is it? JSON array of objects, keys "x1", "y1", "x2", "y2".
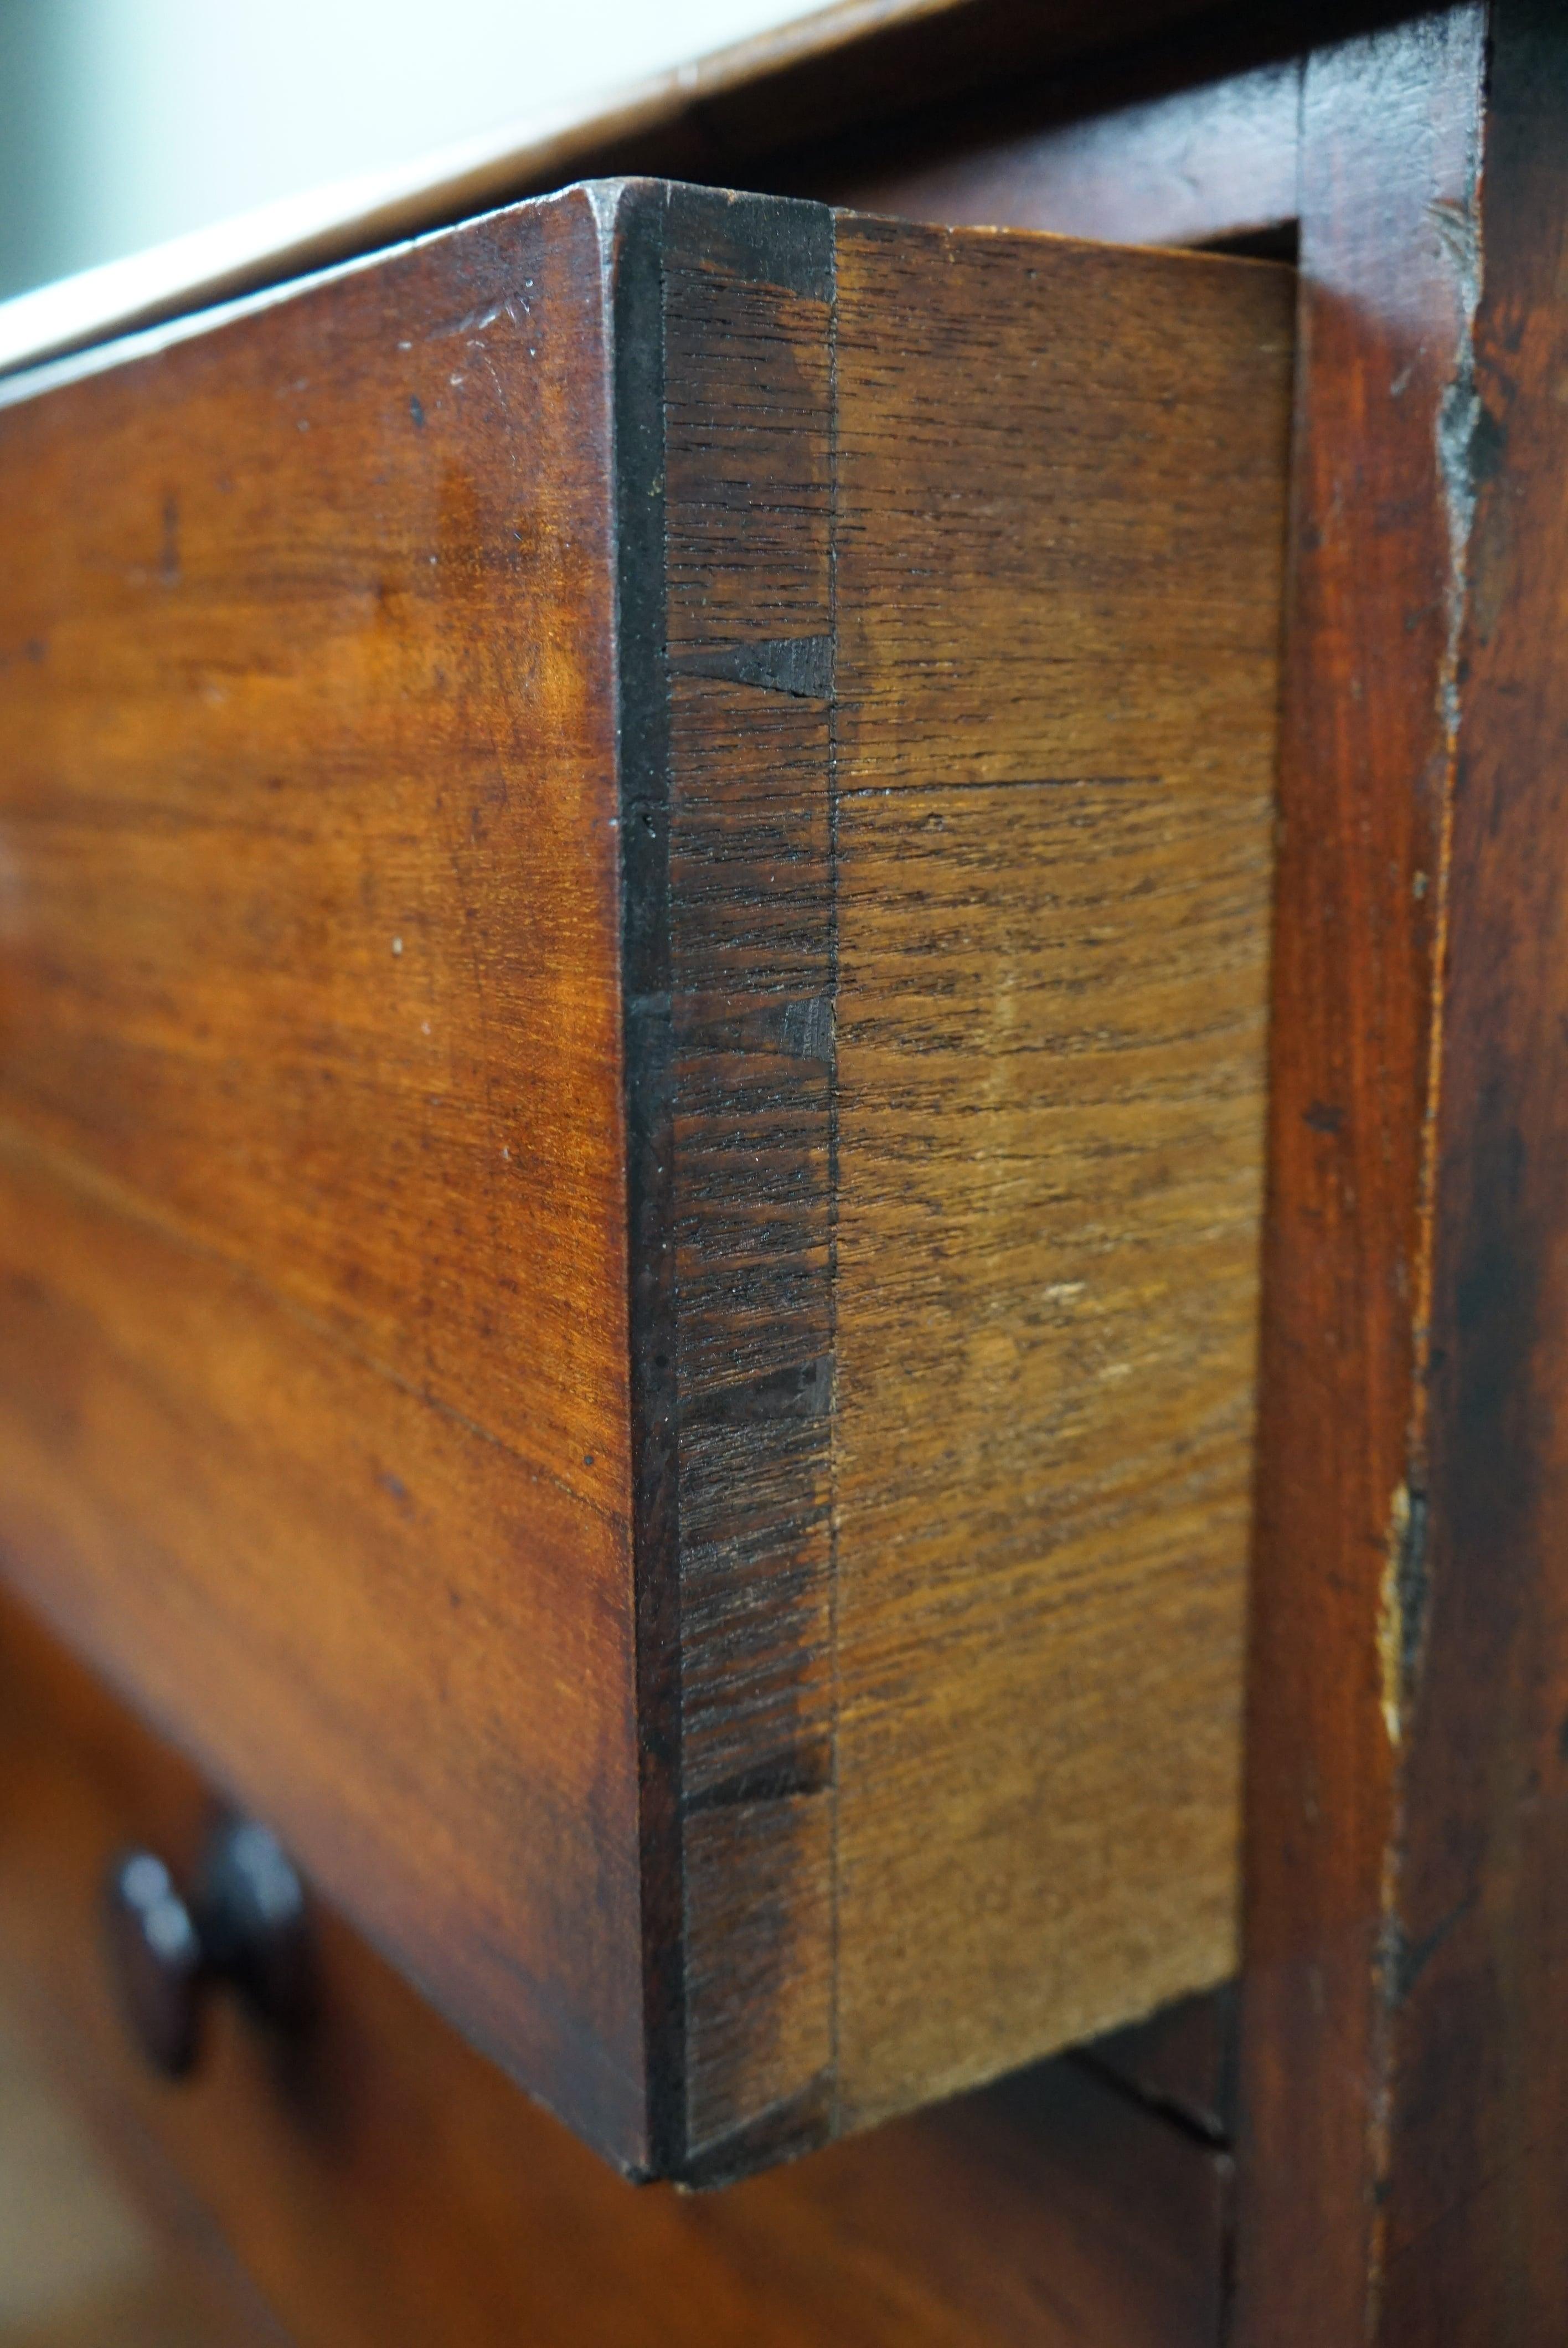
[
  {"x1": 0, "y1": 1588, "x2": 1230, "y2": 2348},
  {"x1": 0, "y1": 178, "x2": 1291, "y2": 2179}
]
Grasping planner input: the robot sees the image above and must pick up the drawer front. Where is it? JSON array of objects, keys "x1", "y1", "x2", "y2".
[
  {"x1": 0, "y1": 179, "x2": 1292, "y2": 2175},
  {"x1": 0, "y1": 183, "x2": 646, "y2": 2161},
  {"x1": 0, "y1": 1590, "x2": 1228, "y2": 2348}
]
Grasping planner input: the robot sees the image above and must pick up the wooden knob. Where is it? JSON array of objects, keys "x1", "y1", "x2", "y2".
[{"x1": 104, "y1": 1820, "x2": 311, "y2": 2079}]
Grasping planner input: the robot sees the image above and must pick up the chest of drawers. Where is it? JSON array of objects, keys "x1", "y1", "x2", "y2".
[{"x1": 4, "y1": 2, "x2": 1567, "y2": 2340}]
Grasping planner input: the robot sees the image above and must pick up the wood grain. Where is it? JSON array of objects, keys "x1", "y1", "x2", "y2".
[
  {"x1": 1227, "y1": 7, "x2": 1484, "y2": 2336},
  {"x1": 828, "y1": 214, "x2": 1291, "y2": 2129},
  {"x1": 1235, "y1": 2, "x2": 1568, "y2": 2336},
  {"x1": 0, "y1": 1587, "x2": 1229, "y2": 2348},
  {"x1": 0, "y1": 179, "x2": 1292, "y2": 2180},
  {"x1": 7, "y1": 3, "x2": 1567, "y2": 2323},
  {"x1": 0, "y1": 184, "x2": 647, "y2": 2165},
  {"x1": 1381, "y1": 9, "x2": 1568, "y2": 2318},
  {"x1": 658, "y1": 188, "x2": 838, "y2": 2171}
]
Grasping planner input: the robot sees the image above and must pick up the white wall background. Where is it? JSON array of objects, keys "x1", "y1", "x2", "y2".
[{"x1": 0, "y1": 0, "x2": 812, "y2": 300}]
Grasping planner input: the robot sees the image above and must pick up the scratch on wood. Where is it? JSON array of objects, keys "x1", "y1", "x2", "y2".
[{"x1": 1378, "y1": 1484, "x2": 1411, "y2": 1747}]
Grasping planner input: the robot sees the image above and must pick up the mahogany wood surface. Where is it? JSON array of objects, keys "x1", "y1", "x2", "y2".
[
  {"x1": 777, "y1": 8, "x2": 1568, "y2": 2324},
  {"x1": 1227, "y1": 1, "x2": 1479, "y2": 2332},
  {"x1": 0, "y1": 184, "x2": 649, "y2": 2167},
  {"x1": 1378, "y1": 17, "x2": 1568, "y2": 2316},
  {"x1": 0, "y1": 183, "x2": 1292, "y2": 2180},
  {"x1": 0, "y1": 1587, "x2": 1229, "y2": 2348},
  {"x1": 1234, "y1": 3, "x2": 1568, "y2": 2339},
  {"x1": 754, "y1": 1, "x2": 1568, "y2": 2326}
]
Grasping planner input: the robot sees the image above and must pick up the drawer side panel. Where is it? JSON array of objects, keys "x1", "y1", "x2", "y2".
[{"x1": 828, "y1": 215, "x2": 1293, "y2": 2128}]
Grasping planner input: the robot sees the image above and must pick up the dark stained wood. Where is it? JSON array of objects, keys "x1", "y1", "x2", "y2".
[
  {"x1": 765, "y1": 11, "x2": 1307, "y2": 251},
  {"x1": 0, "y1": 1586, "x2": 1229, "y2": 2348},
  {"x1": 658, "y1": 189, "x2": 838, "y2": 2174},
  {"x1": 803, "y1": 57, "x2": 1299, "y2": 251},
  {"x1": 1226, "y1": 4, "x2": 1568, "y2": 2339},
  {"x1": 670, "y1": 0, "x2": 1235, "y2": 189},
  {"x1": 1376, "y1": 12, "x2": 1568, "y2": 2316},
  {"x1": 1088, "y1": 1987, "x2": 1235, "y2": 2144}
]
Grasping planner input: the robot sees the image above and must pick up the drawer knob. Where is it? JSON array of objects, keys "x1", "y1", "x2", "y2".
[{"x1": 104, "y1": 1819, "x2": 312, "y2": 2078}]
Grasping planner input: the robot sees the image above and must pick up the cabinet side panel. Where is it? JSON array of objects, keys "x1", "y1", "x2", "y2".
[
  {"x1": 830, "y1": 217, "x2": 1292, "y2": 2126},
  {"x1": 0, "y1": 191, "x2": 645, "y2": 2161}
]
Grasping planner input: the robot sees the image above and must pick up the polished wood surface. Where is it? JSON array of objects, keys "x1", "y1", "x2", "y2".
[
  {"x1": 0, "y1": 183, "x2": 1291, "y2": 2178},
  {"x1": 0, "y1": 183, "x2": 644, "y2": 2162},
  {"x1": 1383, "y1": 11, "x2": 1568, "y2": 2324},
  {"x1": 0, "y1": 1589, "x2": 1229, "y2": 2348},
  {"x1": 1234, "y1": 3, "x2": 1568, "y2": 2337},
  {"x1": 1228, "y1": 8, "x2": 1483, "y2": 2337},
  {"x1": 802, "y1": 9, "x2": 1568, "y2": 2323}
]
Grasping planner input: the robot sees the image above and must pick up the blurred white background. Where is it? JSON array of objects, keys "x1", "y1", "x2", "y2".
[{"x1": 0, "y1": 0, "x2": 812, "y2": 300}]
